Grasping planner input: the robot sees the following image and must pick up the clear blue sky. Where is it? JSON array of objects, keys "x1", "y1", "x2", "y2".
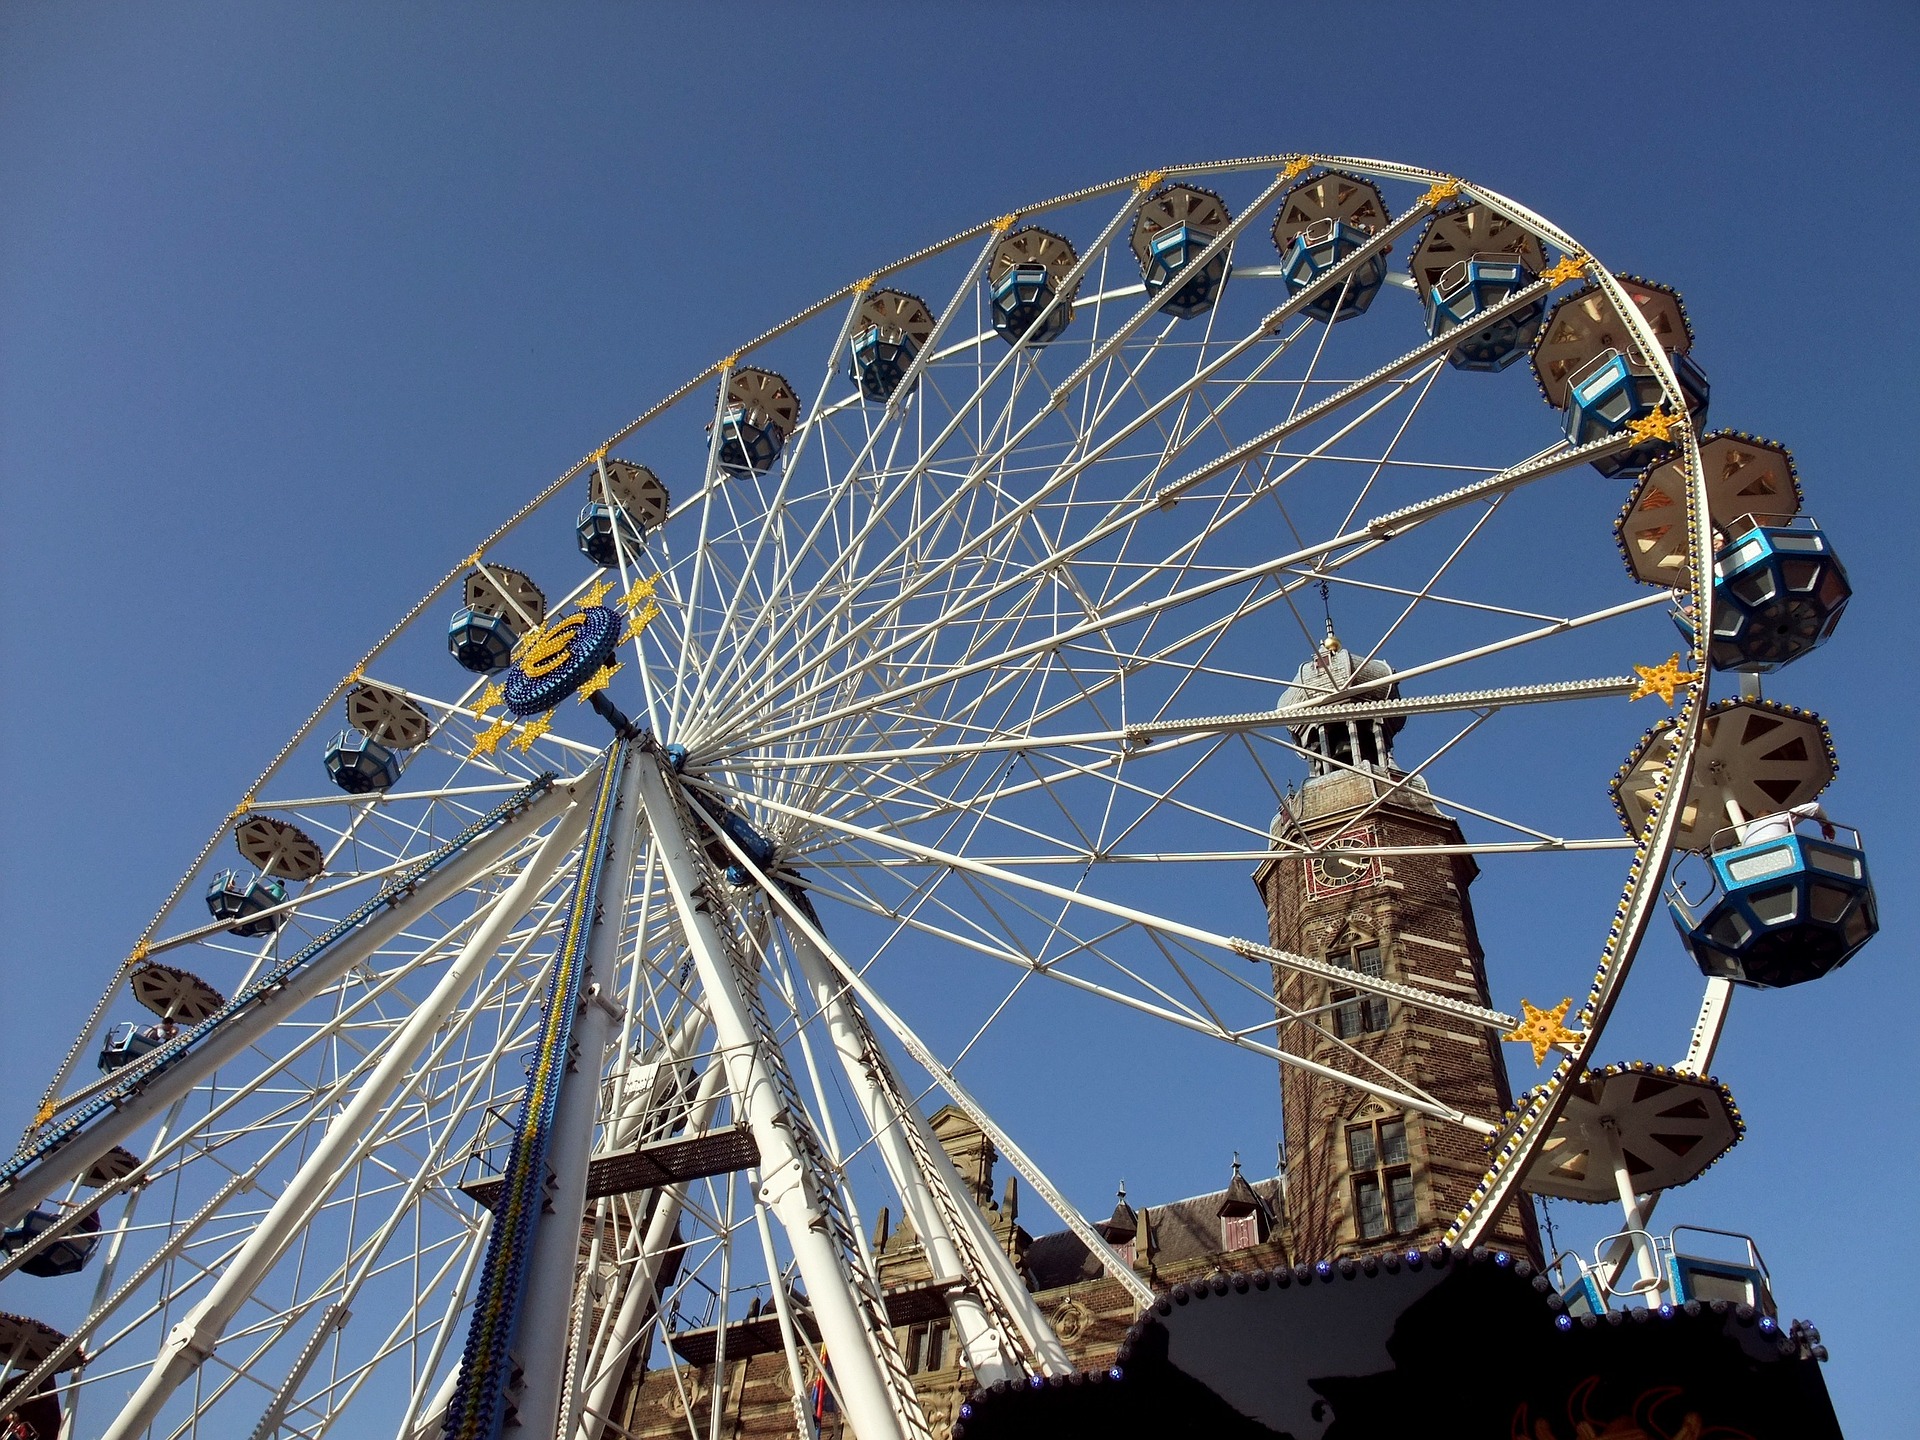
[{"x1": 3, "y1": 3, "x2": 1915, "y2": 1433}]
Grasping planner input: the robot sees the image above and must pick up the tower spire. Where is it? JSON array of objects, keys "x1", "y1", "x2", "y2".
[{"x1": 1280, "y1": 630, "x2": 1400, "y2": 778}]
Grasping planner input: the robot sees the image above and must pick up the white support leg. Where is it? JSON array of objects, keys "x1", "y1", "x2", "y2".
[
  {"x1": 783, "y1": 923, "x2": 1069, "y2": 1381},
  {"x1": 95, "y1": 795, "x2": 593, "y2": 1440},
  {"x1": 1600, "y1": 975, "x2": 1738, "y2": 1293},
  {"x1": 1597, "y1": 1118, "x2": 1662, "y2": 1307},
  {"x1": 632, "y1": 755, "x2": 923, "y2": 1440},
  {"x1": 514, "y1": 751, "x2": 654, "y2": 1440}
]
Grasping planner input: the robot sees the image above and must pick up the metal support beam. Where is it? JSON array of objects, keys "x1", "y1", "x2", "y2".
[
  {"x1": 575, "y1": 1056, "x2": 726, "y2": 1440},
  {"x1": 782, "y1": 921, "x2": 1069, "y2": 1381},
  {"x1": 437, "y1": 746, "x2": 632, "y2": 1440},
  {"x1": 632, "y1": 754, "x2": 928, "y2": 1440}
]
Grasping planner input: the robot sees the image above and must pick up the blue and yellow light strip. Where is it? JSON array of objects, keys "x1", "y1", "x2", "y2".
[{"x1": 441, "y1": 741, "x2": 628, "y2": 1440}]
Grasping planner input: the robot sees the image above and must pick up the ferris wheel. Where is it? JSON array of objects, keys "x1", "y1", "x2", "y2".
[{"x1": 0, "y1": 154, "x2": 1870, "y2": 1440}]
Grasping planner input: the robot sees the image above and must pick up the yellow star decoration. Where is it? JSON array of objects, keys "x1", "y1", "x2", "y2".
[
  {"x1": 991, "y1": 213, "x2": 1019, "y2": 233},
  {"x1": 1626, "y1": 406, "x2": 1681, "y2": 444},
  {"x1": 1630, "y1": 653, "x2": 1700, "y2": 706},
  {"x1": 589, "y1": 444, "x2": 608, "y2": 465},
  {"x1": 619, "y1": 576, "x2": 659, "y2": 613},
  {"x1": 1542, "y1": 251, "x2": 1588, "y2": 286},
  {"x1": 576, "y1": 661, "x2": 621, "y2": 703},
  {"x1": 1134, "y1": 169, "x2": 1167, "y2": 194},
  {"x1": 475, "y1": 681, "x2": 506, "y2": 715},
  {"x1": 1279, "y1": 156, "x2": 1314, "y2": 182},
  {"x1": 621, "y1": 600, "x2": 661, "y2": 644},
  {"x1": 510, "y1": 710, "x2": 555, "y2": 752},
  {"x1": 465, "y1": 550, "x2": 486, "y2": 570},
  {"x1": 1504, "y1": 997, "x2": 1583, "y2": 1066},
  {"x1": 1420, "y1": 177, "x2": 1462, "y2": 208},
  {"x1": 470, "y1": 715, "x2": 515, "y2": 758},
  {"x1": 575, "y1": 576, "x2": 615, "y2": 611}
]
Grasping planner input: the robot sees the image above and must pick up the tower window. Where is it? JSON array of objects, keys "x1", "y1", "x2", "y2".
[
  {"x1": 1222, "y1": 1212, "x2": 1260, "y2": 1250},
  {"x1": 1347, "y1": 1116, "x2": 1417, "y2": 1241},
  {"x1": 905, "y1": 1317, "x2": 950, "y2": 1373},
  {"x1": 1331, "y1": 943, "x2": 1389, "y2": 1037}
]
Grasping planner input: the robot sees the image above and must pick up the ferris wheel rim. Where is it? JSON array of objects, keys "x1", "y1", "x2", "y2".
[
  {"x1": 42, "y1": 149, "x2": 1708, "y2": 1179},
  {"x1": 9, "y1": 154, "x2": 1732, "y2": 1440}
]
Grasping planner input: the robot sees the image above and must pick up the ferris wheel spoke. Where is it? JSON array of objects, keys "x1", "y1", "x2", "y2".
[
  {"x1": 698, "y1": 222, "x2": 1386, "y2": 737},
  {"x1": 811, "y1": 861, "x2": 1493, "y2": 1132},
  {"x1": 700, "y1": 188, "x2": 1148, "y2": 716},
  {"x1": 714, "y1": 410, "x2": 1595, "y2": 763},
  {"x1": 754, "y1": 790, "x2": 1521, "y2": 1052},
  {"x1": 823, "y1": 498, "x2": 1638, "y2": 793}
]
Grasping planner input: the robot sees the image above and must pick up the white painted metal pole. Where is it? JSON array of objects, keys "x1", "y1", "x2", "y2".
[
  {"x1": 515, "y1": 750, "x2": 652, "y2": 1440},
  {"x1": 785, "y1": 926, "x2": 1010, "y2": 1382},
  {"x1": 728, "y1": 849, "x2": 1154, "y2": 1313},
  {"x1": 1679, "y1": 977, "x2": 1734, "y2": 1077},
  {"x1": 1598, "y1": 1118, "x2": 1662, "y2": 1307},
  {"x1": 570, "y1": 1017, "x2": 710, "y2": 1417},
  {"x1": 784, "y1": 923, "x2": 1066, "y2": 1381},
  {"x1": 94, "y1": 792, "x2": 591, "y2": 1440},
  {"x1": 1598, "y1": 976, "x2": 1737, "y2": 1294},
  {"x1": 632, "y1": 757, "x2": 914, "y2": 1440}
]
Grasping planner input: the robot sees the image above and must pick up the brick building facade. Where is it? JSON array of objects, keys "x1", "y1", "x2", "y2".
[
  {"x1": 1251, "y1": 633, "x2": 1538, "y2": 1265},
  {"x1": 613, "y1": 1111, "x2": 1292, "y2": 1440}
]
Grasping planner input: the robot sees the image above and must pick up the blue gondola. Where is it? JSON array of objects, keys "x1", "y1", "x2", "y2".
[
  {"x1": 849, "y1": 323, "x2": 919, "y2": 402},
  {"x1": 991, "y1": 264, "x2": 1071, "y2": 347},
  {"x1": 447, "y1": 607, "x2": 519, "y2": 674},
  {"x1": 325, "y1": 728, "x2": 401, "y2": 794},
  {"x1": 1279, "y1": 219, "x2": 1387, "y2": 324},
  {"x1": 1667, "y1": 814, "x2": 1877, "y2": 988},
  {"x1": 0, "y1": 1206, "x2": 100, "y2": 1277},
  {"x1": 1564, "y1": 347, "x2": 1711, "y2": 477},
  {"x1": 1142, "y1": 225, "x2": 1227, "y2": 319},
  {"x1": 716, "y1": 404, "x2": 787, "y2": 478},
  {"x1": 576, "y1": 502, "x2": 642, "y2": 567},
  {"x1": 1423, "y1": 257, "x2": 1544, "y2": 371},
  {"x1": 205, "y1": 869, "x2": 288, "y2": 937},
  {"x1": 694, "y1": 797, "x2": 776, "y2": 886},
  {"x1": 1697, "y1": 518, "x2": 1851, "y2": 671},
  {"x1": 98, "y1": 1020, "x2": 169, "y2": 1072}
]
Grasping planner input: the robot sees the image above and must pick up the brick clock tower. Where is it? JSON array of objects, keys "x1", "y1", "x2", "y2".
[{"x1": 1253, "y1": 631, "x2": 1540, "y2": 1264}]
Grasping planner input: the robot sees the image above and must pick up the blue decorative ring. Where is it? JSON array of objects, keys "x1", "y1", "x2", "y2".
[{"x1": 502, "y1": 606, "x2": 622, "y2": 716}]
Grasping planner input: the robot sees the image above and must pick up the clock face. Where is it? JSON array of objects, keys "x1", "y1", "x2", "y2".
[
  {"x1": 1312, "y1": 850, "x2": 1369, "y2": 887},
  {"x1": 1306, "y1": 827, "x2": 1379, "y2": 895}
]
